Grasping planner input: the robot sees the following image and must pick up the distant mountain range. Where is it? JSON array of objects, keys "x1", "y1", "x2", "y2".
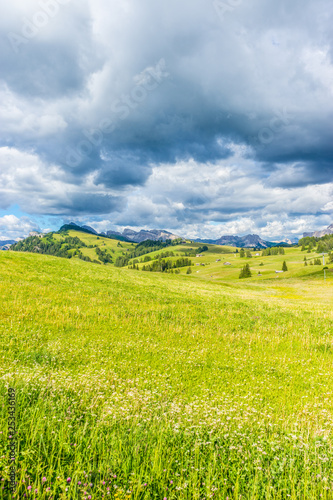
[
  {"x1": 60, "y1": 223, "x2": 182, "y2": 243},
  {"x1": 0, "y1": 239, "x2": 16, "y2": 250},
  {"x1": 303, "y1": 223, "x2": 333, "y2": 238},
  {"x1": 272, "y1": 238, "x2": 298, "y2": 245},
  {"x1": 194, "y1": 234, "x2": 293, "y2": 249},
  {"x1": 1, "y1": 222, "x2": 300, "y2": 250},
  {"x1": 46, "y1": 224, "x2": 298, "y2": 248},
  {"x1": 105, "y1": 228, "x2": 182, "y2": 243}
]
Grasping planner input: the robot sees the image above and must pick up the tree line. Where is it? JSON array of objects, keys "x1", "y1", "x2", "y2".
[{"x1": 142, "y1": 257, "x2": 193, "y2": 273}]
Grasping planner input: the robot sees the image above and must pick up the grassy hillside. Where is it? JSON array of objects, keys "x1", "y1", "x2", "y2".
[
  {"x1": 1, "y1": 250, "x2": 333, "y2": 499},
  {"x1": 10, "y1": 229, "x2": 333, "y2": 282},
  {"x1": 11, "y1": 229, "x2": 137, "y2": 265},
  {"x1": 130, "y1": 241, "x2": 331, "y2": 282}
]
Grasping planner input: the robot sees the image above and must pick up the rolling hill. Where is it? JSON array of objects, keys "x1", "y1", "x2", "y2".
[{"x1": 0, "y1": 239, "x2": 333, "y2": 499}]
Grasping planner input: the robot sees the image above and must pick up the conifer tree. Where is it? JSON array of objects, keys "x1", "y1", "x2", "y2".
[{"x1": 239, "y1": 263, "x2": 251, "y2": 278}]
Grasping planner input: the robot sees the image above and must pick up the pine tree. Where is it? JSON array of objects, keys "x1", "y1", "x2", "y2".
[
  {"x1": 240, "y1": 248, "x2": 245, "y2": 258},
  {"x1": 239, "y1": 263, "x2": 252, "y2": 279},
  {"x1": 282, "y1": 261, "x2": 288, "y2": 272},
  {"x1": 186, "y1": 267, "x2": 192, "y2": 274}
]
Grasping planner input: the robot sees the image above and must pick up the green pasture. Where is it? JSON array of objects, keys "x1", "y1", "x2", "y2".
[{"x1": 0, "y1": 245, "x2": 333, "y2": 499}]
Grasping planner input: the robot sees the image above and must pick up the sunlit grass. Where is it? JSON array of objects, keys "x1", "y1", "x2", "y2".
[{"x1": 0, "y1": 251, "x2": 333, "y2": 499}]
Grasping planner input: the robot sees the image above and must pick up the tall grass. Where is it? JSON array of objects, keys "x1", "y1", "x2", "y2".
[{"x1": 0, "y1": 252, "x2": 333, "y2": 499}]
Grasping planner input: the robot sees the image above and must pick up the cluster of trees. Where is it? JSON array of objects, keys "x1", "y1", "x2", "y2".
[
  {"x1": 125, "y1": 239, "x2": 177, "y2": 261},
  {"x1": 128, "y1": 263, "x2": 140, "y2": 270},
  {"x1": 197, "y1": 245, "x2": 208, "y2": 253},
  {"x1": 299, "y1": 234, "x2": 333, "y2": 253},
  {"x1": 304, "y1": 258, "x2": 322, "y2": 266},
  {"x1": 11, "y1": 235, "x2": 87, "y2": 259},
  {"x1": 239, "y1": 247, "x2": 285, "y2": 258},
  {"x1": 262, "y1": 247, "x2": 285, "y2": 256},
  {"x1": 77, "y1": 253, "x2": 101, "y2": 264},
  {"x1": 153, "y1": 251, "x2": 175, "y2": 259},
  {"x1": 183, "y1": 245, "x2": 209, "y2": 257},
  {"x1": 239, "y1": 264, "x2": 252, "y2": 278},
  {"x1": 11, "y1": 234, "x2": 108, "y2": 265},
  {"x1": 127, "y1": 251, "x2": 177, "y2": 267},
  {"x1": 239, "y1": 249, "x2": 253, "y2": 258},
  {"x1": 78, "y1": 254, "x2": 92, "y2": 262},
  {"x1": 95, "y1": 247, "x2": 113, "y2": 264},
  {"x1": 142, "y1": 257, "x2": 192, "y2": 273},
  {"x1": 115, "y1": 255, "x2": 130, "y2": 268},
  {"x1": 115, "y1": 239, "x2": 185, "y2": 268},
  {"x1": 299, "y1": 236, "x2": 318, "y2": 248}
]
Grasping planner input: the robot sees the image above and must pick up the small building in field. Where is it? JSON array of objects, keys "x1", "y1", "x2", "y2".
[{"x1": 224, "y1": 262, "x2": 231, "y2": 266}]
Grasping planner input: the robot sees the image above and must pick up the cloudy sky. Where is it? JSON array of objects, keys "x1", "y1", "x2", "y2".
[{"x1": 0, "y1": 0, "x2": 332, "y2": 240}]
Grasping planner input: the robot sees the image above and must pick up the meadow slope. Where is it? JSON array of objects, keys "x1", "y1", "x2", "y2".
[{"x1": 1, "y1": 251, "x2": 333, "y2": 499}]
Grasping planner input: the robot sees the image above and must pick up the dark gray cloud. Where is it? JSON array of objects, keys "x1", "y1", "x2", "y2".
[{"x1": 0, "y1": 0, "x2": 332, "y2": 237}]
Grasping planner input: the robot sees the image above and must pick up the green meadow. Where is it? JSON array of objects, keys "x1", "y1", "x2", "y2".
[{"x1": 1, "y1": 237, "x2": 333, "y2": 499}]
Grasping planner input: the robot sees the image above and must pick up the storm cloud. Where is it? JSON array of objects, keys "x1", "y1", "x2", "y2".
[{"x1": 0, "y1": 0, "x2": 332, "y2": 238}]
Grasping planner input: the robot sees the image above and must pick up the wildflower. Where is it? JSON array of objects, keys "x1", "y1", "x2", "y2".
[
  {"x1": 27, "y1": 486, "x2": 32, "y2": 491},
  {"x1": 67, "y1": 478, "x2": 71, "y2": 483},
  {"x1": 42, "y1": 478, "x2": 46, "y2": 483}
]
